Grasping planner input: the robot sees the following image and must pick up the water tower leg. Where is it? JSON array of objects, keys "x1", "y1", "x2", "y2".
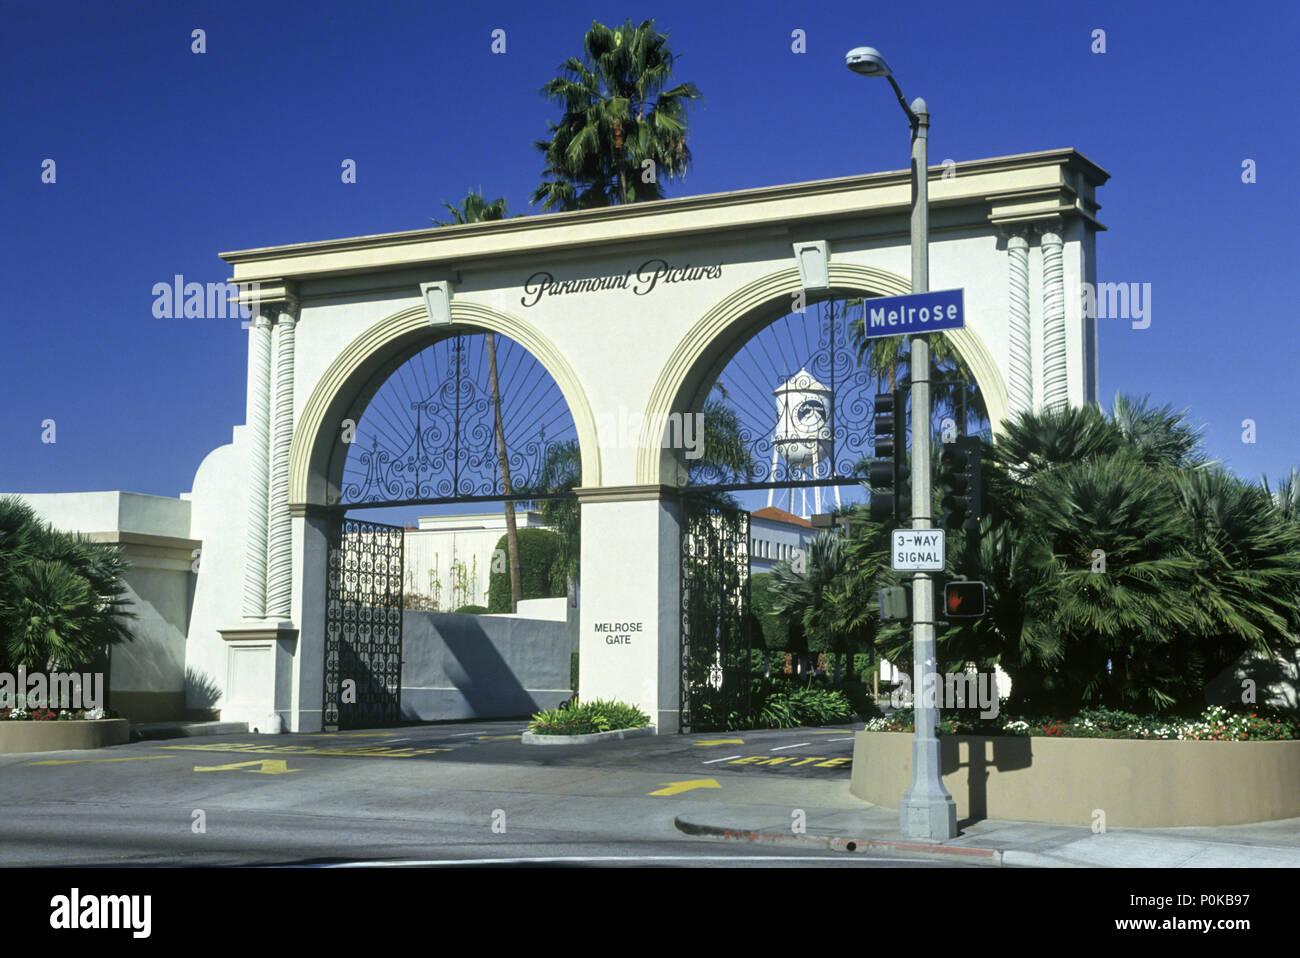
[
  {"x1": 767, "y1": 448, "x2": 779, "y2": 508},
  {"x1": 813, "y1": 452, "x2": 821, "y2": 517}
]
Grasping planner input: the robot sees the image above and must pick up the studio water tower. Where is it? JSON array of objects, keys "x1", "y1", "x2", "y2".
[{"x1": 768, "y1": 368, "x2": 841, "y2": 518}]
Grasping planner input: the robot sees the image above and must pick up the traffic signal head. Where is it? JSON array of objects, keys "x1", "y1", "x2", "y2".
[
  {"x1": 939, "y1": 436, "x2": 982, "y2": 532},
  {"x1": 872, "y1": 392, "x2": 896, "y2": 459},
  {"x1": 943, "y1": 580, "x2": 987, "y2": 618},
  {"x1": 869, "y1": 391, "x2": 910, "y2": 524}
]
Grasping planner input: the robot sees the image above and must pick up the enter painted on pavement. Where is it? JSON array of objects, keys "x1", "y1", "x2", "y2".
[{"x1": 721, "y1": 756, "x2": 851, "y2": 768}]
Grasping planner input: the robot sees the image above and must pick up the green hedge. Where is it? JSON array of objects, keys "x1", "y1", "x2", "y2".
[
  {"x1": 453, "y1": 604, "x2": 489, "y2": 615},
  {"x1": 528, "y1": 697, "x2": 651, "y2": 736},
  {"x1": 867, "y1": 705, "x2": 1300, "y2": 740},
  {"x1": 487, "y1": 527, "x2": 565, "y2": 612}
]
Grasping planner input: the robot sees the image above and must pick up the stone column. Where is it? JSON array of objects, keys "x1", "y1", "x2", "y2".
[
  {"x1": 1040, "y1": 221, "x2": 1068, "y2": 411},
  {"x1": 242, "y1": 310, "x2": 272, "y2": 618},
  {"x1": 576, "y1": 488, "x2": 682, "y2": 732},
  {"x1": 266, "y1": 300, "x2": 298, "y2": 619},
  {"x1": 1005, "y1": 230, "x2": 1033, "y2": 416}
]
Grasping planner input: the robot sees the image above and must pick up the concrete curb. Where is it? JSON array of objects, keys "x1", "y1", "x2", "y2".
[
  {"x1": 673, "y1": 815, "x2": 1004, "y2": 865},
  {"x1": 522, "y1": 725, "x2": 657, "y2": 746},
  {"x1": 130, "y1": 721, "x2": 249, "y2": 742}
]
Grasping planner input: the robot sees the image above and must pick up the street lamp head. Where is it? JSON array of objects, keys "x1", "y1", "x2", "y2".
[{"x1": 845, "y1": 46, "x2": 892, "y2": 78}]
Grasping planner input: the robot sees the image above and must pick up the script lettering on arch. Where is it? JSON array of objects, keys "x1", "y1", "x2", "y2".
[{"x1": 520, "y1": 258, "x2": 723, "y2": 308}]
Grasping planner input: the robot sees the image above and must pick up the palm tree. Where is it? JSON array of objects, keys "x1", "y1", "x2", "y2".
[
  {"x1": 0, "y1": 496, "x2": 134, "y2": 673},
  {"x1": 1109, "y1": 391, "x2": 1213, "y2": 471},
  {"x1": 433, "y1": 192, "x2": 523, "y2": 610},
  {"x1": 533, "y1": 19, "x2": 702, "y2": 211},
  {"x1": 974, "y1": 399, "x2": 1300, "y2": 714},
  {"x1": 433, "y1": 189, "x2": 509, "y2": 226}
]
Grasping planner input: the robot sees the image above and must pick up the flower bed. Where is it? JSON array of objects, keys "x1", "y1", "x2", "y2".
[
  {"x1": 1, "y1": 707, "x2": 111, "y2": 722},
  {"x1": 863, "y1": 705, "x2": 1299, "y2": 741},
  {"x1": 528, "y1": 697, "x2": 651, "y2": 736}
]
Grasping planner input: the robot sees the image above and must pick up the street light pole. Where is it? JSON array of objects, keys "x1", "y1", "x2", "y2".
[
  {"x1": 899, "y1": 98, "x2": 958, "y2": 840},
  {"x1": 845, "y1": 48, "x2": 957, "y2": 840}
]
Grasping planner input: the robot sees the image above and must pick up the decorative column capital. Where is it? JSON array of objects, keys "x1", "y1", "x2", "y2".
[
  {"x1": 238, "y1": 280, "x2": 299, "y2": 324},
  {"x1": 1029, "y1": 216, "x2": 1065, "y2": 243}
]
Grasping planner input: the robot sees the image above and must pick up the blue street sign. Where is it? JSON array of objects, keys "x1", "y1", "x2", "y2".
[{"x1": 856, "y1": 288, "x2": 964, "y2": 339}]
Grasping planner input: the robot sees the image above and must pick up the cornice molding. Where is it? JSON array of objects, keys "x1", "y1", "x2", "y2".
[{"x1": 221, "y1": 149, "x2": 1109, "y2": 284}]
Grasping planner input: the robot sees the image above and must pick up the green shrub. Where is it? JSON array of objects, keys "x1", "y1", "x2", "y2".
[
  {"x1": 453, "y1": 604, "x2": 489, "y2": 615},
  {"x1": 570, "y1": 652, "x2": 579, "y2": 692},
  {"x1": 487, "y1": 528, "x2": 565, "y2": 612},
  {"x1": 529, "y1": 697, "x2": 651, "y2": 736},
  {"x1": 864, "y1": 704, "x2": 1300, "y2": 740},
  {"x1": 0, "y1": 497, "x2": 134, "y2": 672},
  {"x1": 749, "y1": 573, "x2": 798, "y2": 651}
]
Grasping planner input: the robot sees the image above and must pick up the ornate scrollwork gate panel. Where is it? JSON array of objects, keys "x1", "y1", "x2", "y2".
[
  {"x1": 324, "y1": 517, "x2": 404, "y2": 729},
  {"x1": 680, "y1": 497, "x2": 752, "y2": 733}
]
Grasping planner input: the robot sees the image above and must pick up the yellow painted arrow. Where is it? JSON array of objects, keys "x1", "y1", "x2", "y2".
[
  {"x1": 693, "y1": 739, "x2": 744, "y2": 747},
  {"x1": 648, "y1": 778, "x2": 722, "y2": 797},
  {"x1": 193, "y1": 759, "x2": 300, "y2": 775}
]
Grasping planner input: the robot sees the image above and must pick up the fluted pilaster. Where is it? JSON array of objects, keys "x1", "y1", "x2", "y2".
[
  {"x1": 243, "y1": 312, "x2": 272, "y2": 618},
  {"x1": 1040, "y1": 224, "x2": 1068, "y2": 411},
  {"x1": 266, "y1": 304, "x2": 298, "y2": 618},
  {"x1": 1006, "y1": 231, "x2": 1032, "y2": 415}
]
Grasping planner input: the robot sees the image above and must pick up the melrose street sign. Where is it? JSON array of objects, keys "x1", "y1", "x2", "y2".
[
  {"x1": 892, "y1": 529, "x2": 946, "y2": 571},
  {"x1": 858, "y1": 288, "x2": 964, "y2": 339}
]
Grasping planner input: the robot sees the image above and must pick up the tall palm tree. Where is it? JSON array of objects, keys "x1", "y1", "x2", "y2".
[
  {"x1": 433, "y1": 191, "x2": 523, "y2": 610},
  {"x1": 533, "y1": 19, "x2": 702, "y2": 211}
]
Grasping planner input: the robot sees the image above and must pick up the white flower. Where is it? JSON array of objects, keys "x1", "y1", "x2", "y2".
[{"x1": 84, "y1": 707, "x2": 106, "y2": 721}]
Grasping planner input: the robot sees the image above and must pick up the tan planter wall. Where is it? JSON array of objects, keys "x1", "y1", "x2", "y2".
[
  {"x1": 0, "y1": 720, "x2": 130, "y2": 755},
  {"x1": 851, "y1": 731, "x2": 1300, "y2": 827}
]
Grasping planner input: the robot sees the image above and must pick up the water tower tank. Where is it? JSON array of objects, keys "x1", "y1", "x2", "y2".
[{"x1": 773, "y1": 368, "x2": 832, "y2": 470}]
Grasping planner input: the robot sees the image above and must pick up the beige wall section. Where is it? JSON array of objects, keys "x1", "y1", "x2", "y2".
[
  {"x1": 288, "y1": 301, "x2": 601, "y2": 508},
  {"x1": 851, "y1": 731, "x2": 1300, "y2": 827},
  {"x1": 638, "y1": 263, "x2": 1010, "y2": 485},
  {"x1": 0, "y1": 719, "x2": 130, "y2": 755}
]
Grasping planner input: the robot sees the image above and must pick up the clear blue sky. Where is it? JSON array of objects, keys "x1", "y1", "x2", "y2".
[{"x1": 3, "y1": 0, "x2": 1297, "y2": 499}]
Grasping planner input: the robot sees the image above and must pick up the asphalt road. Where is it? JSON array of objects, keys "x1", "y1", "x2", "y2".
[{"x1": 0, "y1": 720, "x2": 960, "y2": 867}]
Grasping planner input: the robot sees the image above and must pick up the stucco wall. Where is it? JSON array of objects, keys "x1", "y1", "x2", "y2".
[
  {"x1": 400, "y1": 609, "x2": 575, "y2": 721},
  {"x1": 851, "y1": 731, "x2": 1300, "y2": 827},
  {"x1": 11, "y1": 492, "x2": 197, "y2": 721}
]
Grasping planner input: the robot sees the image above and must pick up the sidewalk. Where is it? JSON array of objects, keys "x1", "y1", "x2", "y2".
[
  {"x1": 674, "y1": 798, "x2": 1300, "y2": 867},
  {"x1": 130, "y1": 720, "x2": 248, "y2": 742}
]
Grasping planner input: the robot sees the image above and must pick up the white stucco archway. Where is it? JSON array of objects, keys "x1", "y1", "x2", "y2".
[{"x1": 188, "y1": 147, "x2": 1107, "y2": 732}]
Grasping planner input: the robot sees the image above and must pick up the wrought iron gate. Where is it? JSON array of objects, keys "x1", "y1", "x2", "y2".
[
  {"x1": 680, "y1": 496, "x2": 752, "y2": 732},
  {"x1": 323, "y1": 517, "x2": 404, "y2": 730}
]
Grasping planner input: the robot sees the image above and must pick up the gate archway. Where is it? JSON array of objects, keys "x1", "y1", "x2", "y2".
[
  {"x1": 664, "y1": 273, "x2": 993, "y2": 731},
  {"x1": 317, "y1": 325, "x2": 584, "y2": 729}
]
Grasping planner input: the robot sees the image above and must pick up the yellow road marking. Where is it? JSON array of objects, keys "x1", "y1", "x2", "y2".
[
  {"x1": 29, "y1": 756, "x2": 172, "y2": 766},
  {"x1": 726, "y1": 755, "x2": 851, "y2": 768},
  {"x1": 160, "y1": 743, "x2": 451, "y2": 759},
  {"x1": 694, "y1": 738, "x2": 744, "y2": 746},
  {"x1": 194, "y1": 759, "x2": 300, "y2": 775},
  {"x1": 647, "y1": 778, "x2": 722, "y2": 796},
  {"x1": 476, "y1": 735, "x2": 522, "y2": 740},
  {"x1": 809, "y1": 730, "x2": 857, "y2": 734}
]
